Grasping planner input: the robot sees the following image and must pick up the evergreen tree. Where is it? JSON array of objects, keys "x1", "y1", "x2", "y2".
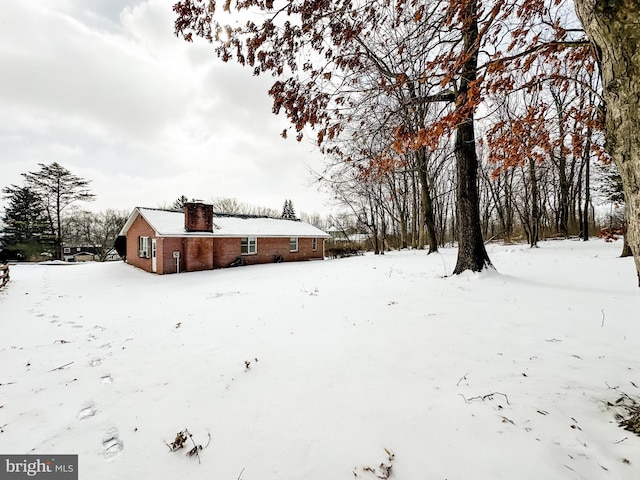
[
  {"x1": 597, "y1": 162, "x2": 631, "y2": 257},
  {"x1": 21, "y1": 163, "x2": 95, "y2": 260},
  {"x1": 171, "y1": 195, "x2": 190, "y2": 210},
  {"x1": 281, "y1": 199, "x2": 296, "y2": 220},
  {"x1": 1, "y1": 185, "x2": 50, "y2": 259},
  {"x1": 597, "y1": 162, "x2": 625, "y2": 205}
]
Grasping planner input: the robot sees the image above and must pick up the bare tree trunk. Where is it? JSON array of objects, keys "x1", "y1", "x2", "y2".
[
  {"x1": 416, "y1": 149, "x2": 439, "y2": 254},
  {"x1": 553, "y1": 93, "x2": 570, "y2": 238},
  {"x1": 529, "y1": 156, "x2": 540, "y2": 247},
  {"x1": 452, "y1": 0, "x2": 492, "y2": 274},
  {"x1": 411, "y1": 171, "x2": 419, "y2": 248},
  {"x1": 575, "y1": 0, "x2": 640, "y2": 285},
  {"x1": 55, "y1": 190, "x2": 62, "y2": 260},
  {"x1": 581, "y1": 143, "x2": 591, "y2": 241}
]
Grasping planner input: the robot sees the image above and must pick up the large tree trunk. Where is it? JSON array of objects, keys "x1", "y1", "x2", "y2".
[
  {"x1": 452, "y1": 0, "x2": 492, "y2": 274},
  {"x1": 621, "y1": 233, "x2": 633, "y2": 257},
  {"x1": 575, "y1": 0, "x2": 640, "y2": 286}
]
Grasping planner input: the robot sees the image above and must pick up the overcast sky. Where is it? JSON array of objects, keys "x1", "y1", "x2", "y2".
[{"x1": 0, "y1": 0, "x2": 333, "y2": 217}]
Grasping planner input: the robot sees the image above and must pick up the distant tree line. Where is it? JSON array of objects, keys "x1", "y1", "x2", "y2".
[{"x1": 1, "y1": 162, "x2": 127, "y2": 262}]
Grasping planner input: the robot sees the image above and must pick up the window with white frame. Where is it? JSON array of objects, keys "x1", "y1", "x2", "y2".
[
  {"x1": 290, "y1": 237, "x2": 298, "y2": 252},
  {"x1": 312, "y1": 238, "x2": 318, "y2": 251},
  {"x1": 241, "y1": 237, "x2": 257, "y2": 254},
  {"x1": 138, "y1": 236, "x2": 150, "y2": 258},
  {"x1": 63, "y1": 247, "x2": 71, "y2": 254}
]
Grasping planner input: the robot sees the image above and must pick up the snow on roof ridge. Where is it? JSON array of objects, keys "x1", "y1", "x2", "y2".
[
  {"x1": 134, "y1": 207, "x2": 328, "y2": 238},
  {"x1": 137, "y1": 206, "x2": 299, "y2": 221}
]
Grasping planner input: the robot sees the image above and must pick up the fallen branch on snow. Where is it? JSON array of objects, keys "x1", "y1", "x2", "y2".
[
  {"x1": 358, "y1": 448, "x2": 394, "y2": 479},
  {"x1": 459, "y1": 392, "x2": 511, "y2": 406},
  {"x1": 165, "y1": 428, "x2": 211, "y2": 463}
]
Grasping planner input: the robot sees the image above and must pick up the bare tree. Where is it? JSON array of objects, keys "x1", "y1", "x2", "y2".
[{"x1": 65, "y1": 209, "x2": 129, "y2": 261}]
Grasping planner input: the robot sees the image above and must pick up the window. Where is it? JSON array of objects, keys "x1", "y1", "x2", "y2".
[
  {"x1": 138, "y1": 236, "x2": 150, "y2": 258},
  {"x1": 290, "y1": 237, "x2": 298, "y2": 252},
  {"x1": 312, "y1": 238, "x2": 318, "y2": 251},
  {"x1": 63, "y1": 247, "x2": 70, "y2": 254},
  {"x1": 241, "y1": 237, "x2": 257, "y2": 255}
]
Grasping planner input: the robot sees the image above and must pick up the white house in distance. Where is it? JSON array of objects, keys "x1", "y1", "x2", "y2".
[{"x1": 119, "y1": 202, "x2": 329, "y2": 275}]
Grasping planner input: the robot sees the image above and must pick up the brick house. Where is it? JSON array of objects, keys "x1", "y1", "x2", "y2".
[{"x1": 118, "y1": 202, "x2": 329, "y2": 274}]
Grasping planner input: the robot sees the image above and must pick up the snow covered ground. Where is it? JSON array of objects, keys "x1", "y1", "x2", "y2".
[{"x1": 1, "y1": 239, "x2": 639, "y2": 480}]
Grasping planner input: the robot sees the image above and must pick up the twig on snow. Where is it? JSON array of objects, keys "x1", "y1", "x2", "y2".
[
  {"x1": 459, "y1": 392, "x2": 510, "y2": 405},
  {"x1": 47, "y1": 362, "x2": 73, "y2": 372},
  {"x1": 456, "y1": 373, "x2": 468, "y2": 386}
]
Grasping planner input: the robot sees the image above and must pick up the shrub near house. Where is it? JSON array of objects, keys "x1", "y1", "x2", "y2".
[{"x1": 119, "y1": 203, "x2": 329, "y2": 274}]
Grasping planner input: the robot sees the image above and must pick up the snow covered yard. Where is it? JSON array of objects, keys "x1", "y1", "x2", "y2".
[{"x1": 0, "y1": 240, "x2": 639, "y2": 480}]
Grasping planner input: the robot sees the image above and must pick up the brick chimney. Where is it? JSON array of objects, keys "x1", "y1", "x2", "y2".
[{"x1": 184, "y1": 202, "x2": 214, "y2": 232}]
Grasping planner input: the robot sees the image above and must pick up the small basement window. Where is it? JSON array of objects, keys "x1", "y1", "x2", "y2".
[
  {"x1": 241, "y1": 237, "x2": 257, "y2": 255},
  {"x1": 290, "y1": 237, "x2": 298, "y2": 252},
  {"x1": 138, "y1": 236, "x2": 150, "y2": 258}
]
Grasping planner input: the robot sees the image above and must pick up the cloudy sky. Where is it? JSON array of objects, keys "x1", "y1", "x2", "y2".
[{"x1": 0, "y1": 0, "x2": 332, "y2": 216}]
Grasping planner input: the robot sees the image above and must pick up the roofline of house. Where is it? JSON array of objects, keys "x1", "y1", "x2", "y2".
[
  {"x1": 155, "y1": 233, "x2": 329, "y2": 239},
  {"x1": 119, "y1": 207, "x2": 329, "y2": 238}
]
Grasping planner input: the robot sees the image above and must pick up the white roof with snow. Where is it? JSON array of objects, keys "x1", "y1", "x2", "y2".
[{"x1": 121, "y1": 208, "x2": 329, "y2": 238}]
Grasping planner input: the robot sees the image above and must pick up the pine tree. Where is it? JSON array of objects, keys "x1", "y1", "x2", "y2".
[
  {"x1": 21, "y1": 162, "x2": 95, "y2": 260},
  {"x1": 1, "y1": 185, "x2": 51, "y2": 259},
  {"x1": 281, "y1": 199, "x2": 296, "y2": 220},
  {"x1": 171, "y1": 195, "x2": 190, "y2": 210},
  {"x1": 597, "y1": 161, "x2": 631, "y2": 257}
]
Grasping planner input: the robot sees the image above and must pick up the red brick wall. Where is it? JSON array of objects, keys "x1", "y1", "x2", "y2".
[
  {"x1": 212, "y1": 236, "x2": 325, "y2": 268},
  {"x1": 155, "y1": 237, "x2": 215, "y2": 274},
  {"x1": 161, "y1": 237, "x2": 183, "y2": 274},
  {"x1": 126, "y1": 214, "x2": 155, "y2": 273},
  {"x1": 184, "y1": 237, "x2": 215, "y2": 272},
  {"x1": 212, "y1": 237, "x2": 242, "y2": 268}
]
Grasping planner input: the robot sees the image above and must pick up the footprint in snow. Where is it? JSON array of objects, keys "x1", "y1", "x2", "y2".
[
  {"x1": 102, "y1": 428, "x2": 123, "y2": 459},
  {"x1": 77, "y1": 403, "x2": 97, "y2": 420},
  {"x1": 89, "y1": 358, "x2": 101, "y2": 367},
  {"x1": 100, "y1": 375, "x2": 113, "y2": 384}
]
